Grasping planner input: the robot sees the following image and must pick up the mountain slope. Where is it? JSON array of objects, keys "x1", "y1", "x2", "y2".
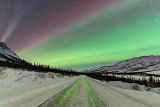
[
  {"x1": 0, "y1": 41, "x2": 21, "y2": 62},
  {"x1": 88, "y1": 55, "x2": 160, "y2": 73}
]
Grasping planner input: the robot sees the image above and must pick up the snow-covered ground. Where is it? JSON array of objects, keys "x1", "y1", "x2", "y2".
[
  {"x1": 0, "y1": 68, "x2": 79, "y2": 107},
  {"x1": 107, "y1": 74, "x2": 160, "y2": 80},
  {"x1": 107, "y1": 81, "x2": 160, "y2": 94},
  {"x1": 2, "y1": 68, "x2": 160, "y2": 107},
  {"x1": 39, "y1": 76, "x2": 160, "y2": 107},
  {"x1": 88, "y1": 77, "x2": 160, "y2": 107}
]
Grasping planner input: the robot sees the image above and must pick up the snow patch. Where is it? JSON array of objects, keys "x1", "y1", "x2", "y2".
[{"x1": 107, "y1": 81, "x2": 160, "y2": 94}]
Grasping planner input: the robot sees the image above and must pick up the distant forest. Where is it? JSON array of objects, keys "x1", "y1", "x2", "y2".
[
  {"x1": 87, "y1": 73, "x2": 160, "y2": 88},
  {"x1": 0, "y1": 59, "x2": 79, "y2": 77}
]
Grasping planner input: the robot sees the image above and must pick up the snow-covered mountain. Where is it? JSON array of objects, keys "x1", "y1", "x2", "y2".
[
  {"x1": 0, "y1": 41, "x2": 21, "y2": 62},
  {"x1": 88, "y1": 55, "x2": 160, "y2": 73}
]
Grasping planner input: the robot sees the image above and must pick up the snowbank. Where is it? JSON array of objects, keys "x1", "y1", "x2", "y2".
[
  {"x1": 107, "y1": 81, "x2": 160, "y2": 94},
  {"x1": 0, "y1": 68, "x2": 78, "y2": 107}
]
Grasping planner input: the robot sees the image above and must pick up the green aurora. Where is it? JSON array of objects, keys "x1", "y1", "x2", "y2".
[{"x1": 19, "y1": 0, "x2": 160, "y2": 71}]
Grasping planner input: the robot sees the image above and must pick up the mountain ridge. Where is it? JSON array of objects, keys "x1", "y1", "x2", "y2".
[
  {"x1": 0, "y1": 41, "x2": 21, "y2": 62},
  {"x1": 87, "y1": 55, "x2": 160, "y2": 73}
]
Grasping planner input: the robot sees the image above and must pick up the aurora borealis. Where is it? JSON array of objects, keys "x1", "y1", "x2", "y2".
[{"x1": 0, "y1": 0, "x2": 160, "y2": 71}]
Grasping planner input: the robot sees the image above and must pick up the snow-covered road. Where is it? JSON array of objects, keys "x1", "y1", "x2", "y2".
[
  {"x1": 0, "y1": 68, "x2": 80, "y2": 107},
  {"x1": 40, "y1": 76, "x2": 160, "y2": 107},
  {"x1": 1, "y1": 68, "x2": 160, "y2": 107},
  {"x1": 87, "y1": 77, "x2": 160, "y2": 107}
]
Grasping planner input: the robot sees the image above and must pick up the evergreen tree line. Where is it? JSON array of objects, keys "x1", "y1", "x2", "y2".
[
  {"x1": 85, "y1": 73, "x2": 160, "y2": 88},
  {"x1": 3, "y1": 58, "x2": 160, "y2": 88},
  {"x1": 0, "y1": 59, "x2": 79, "y2": 77}
]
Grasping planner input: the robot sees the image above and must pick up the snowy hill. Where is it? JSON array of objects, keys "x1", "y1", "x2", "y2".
[
  {"x1": 88, "y1": 55, "x2": 160, "y2": 74},
  {"x1": 0, "y1": 41, "x2": 21, "y2": 62}
]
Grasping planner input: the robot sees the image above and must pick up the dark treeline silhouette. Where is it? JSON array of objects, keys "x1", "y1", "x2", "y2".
[
  {"x1": 84, "y1": 73, "x2": 160, "y2": 88},
  {"x1": 1, "y1": 58, "x2": 160, "y2": 88},
  {"x1": 0, "y1": 59, "x2": 79, "y2": 77}
]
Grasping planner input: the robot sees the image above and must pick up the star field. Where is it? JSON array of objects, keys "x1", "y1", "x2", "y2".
[{"x1": 0, "y1": 0, "x2": 160, "y2": 71}]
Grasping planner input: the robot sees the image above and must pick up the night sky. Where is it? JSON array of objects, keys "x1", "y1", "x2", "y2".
[{"x1": 0, "y1": 0, "x2": 160, "y2": 71}]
